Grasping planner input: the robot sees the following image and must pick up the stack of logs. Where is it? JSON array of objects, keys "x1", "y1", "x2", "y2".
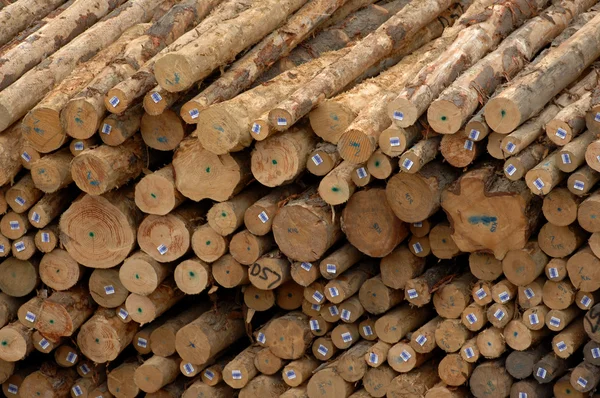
[{"x1": 5, "y1": 0, "x2": 600, "y2": 397}]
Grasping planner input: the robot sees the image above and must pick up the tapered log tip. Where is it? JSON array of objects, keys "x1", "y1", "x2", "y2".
[
  {"x1": 428, "y1": 99, "x2": 463, "y2": 134},
  {"x1": 318, "y1": 175, "x2": 352, "y2": 205},
  {"x1": 484, "y1": 97, "x2": 522, "y2": 134},
  {"x1": 250, "y1": 119, "x2": 272, "y2": 141},
  {"x1": 387, "y1": 97, "x2": 419, "y2": 128},
  {"x1": 337, "y1": 129, "x2": 376, "y2": 164},
  {"x1": 154, "y1": 53, "x2": 195, "y2": 93}
]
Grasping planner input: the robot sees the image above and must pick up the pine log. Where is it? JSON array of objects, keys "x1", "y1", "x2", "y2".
[
  {"x1": 570, "y1": 361, "x2": 600, "y2": 393},
  {"x1": 176, "y1": 302, "x2": 245, "y2": 364},
  {"x1": 60, "y1": 189, "x2": 142, "y2": 268},
  {"x1": 107, "y1": 361, "x2": 140, "y2": 397},
  {"x1": 542, "y1": 187, "x2": 581, "y2": 226},
  {"x1": 0, "y1": 0, "x2": 67, "y2": 48},
  {"x1": 182, "y1": 381, "x2": 234, "y2": 398},
  {"x1": 266, "y1": 0, "x2": 470, "y2": 131},
  {"x1": 0, "y1": 124, "x2": 23, "y2": 186},
  {"x1": 576, "y1": 290, "x2": 600, "y2": 310},
  {"x1": 380, "y1": 243, "x2": 426, "y2": 290},
  {"x1": 133, "y1": 355, "x2": 181, "y2": 393},
  {"x1": 135, "y1": 165, "x2": 185, "y2": 216},
  {"x1": 119, "y1": 251, "x2": 170, "y2": 295},
  {"x1": 276, "y1": 281, "x2": 304, "y2": 310},
  {"x1": 89, "y1": 267, "x2": 128, "y2": 308},
  {"x1": 70, "y1": 137, "x2": 99, "y2": 156},
  {"x1": 388, "y1": 341, "x2": 434, "y2": 374},
  {"x1": 433, "y1": 273, "x2": 475, "y2": 319},
  {"x1": 28, "y1": 188, "x2": 77, "y2": 229},
  {"x1": 510, "y1": 379, "x2": 553, "y2": 398},
  {"x1": 181, "y1": 0, "x2": 352, "y2": 120},
  {"x1": 0, "y1": 0, "x2": 128, "y2": 92},
  {"x1": 173, "y1": 138, "x2": 252, "y2": 202},
  {"x1": 35, "y1": 286, "x2": 95, "y2": 339},
  {"x1": 5, "y1": 174, "x2": 42, "y2": 214},
  {"x1": 470, "y1": 359, "x2": 513, "y2": 398},
  {"x1": 538, "y1": 222, "x2": 586, "y2": 258},
  {"x1": 367, "y1": 150, "x2": 397, "y2": 179},
  {"x1": 438, "y1": 353, "x2": 473, "y2": 386},
  {"x1": 502, "y1": 241, "x2": 548, "y2": 286},
  {"x1": 555, "y1": 373, "x2": 585, "y2": 398},
  {"x1": 518, "y1": 277, "x2": 544, "y2": 309},
  {"x1": 405, "y1": 262, "x2": 456, "y2": 306},
  {"x1": 19, "y1": 365, "x2": 78, "y2": 398},
  {"x1": 441, "y1": 162, "x2": 542, "y2": 259},
  {"x1": 506, "y1": 344, "x2": 549, "y2": 379},
  {"x1": 428, "y1": 0, "x2": 595, "y2": 134},
  {"x1": 0, "y1": 322, "x2": 33, "y2": 362},
  {"x1": 553, "y1": 317, "x2": 587, "y2": 358},
  {"x1": 425, "y1": 385, "x2": 469, "y2": 398},
  {"x1": 0, "y1": 257, "x2": 39, "y2": 297},
  {"x1": 194, "y1": 49, "x2": 345, "y2": 155},
  {"x1": 363, "y1": 365, "x2": 397, "y2": 397},
  {"x1": 34, "y1": 225, "x2": 59, "y2": 253},
  {"x1": 0, "y1": 0, "x2": 166, "y2": 133},
  {"x1": 282, "y1": 356, "x2": 319, "y2": 387},
  {"x1": 485, "y1": 13, "x2": 600, "y2": 133},
  {"x1": 535, "y1": 352, "x2": 575, "y2": 385},
  {"x1": 387, "y1": 161, "x2": 459, "y2": 223},
  {"x1": 547, "y1": 306, "x2": 581, "y2": 331},
  {"x1": 306, "y1": 143, "x2": 342, "y2": 176},
  {"x1": 378, "y1": 125, "x2": 422, "y2": 158},
  {"x1": 386, "y1": 360, "x2": 440, "y2": 398},
  {"x1": 548, "y1": 93, "x2": 591, "y2": 146},
  {"x1": 568, "y1": 165, "x2": 600, "y2": 195},
  {"x1": 0, "y1": 211, "x2": 28, "y2": 240},
  {"x1": 125, "y1": 278, "x2": 184, "y2": 324},
  {"x1": 440, "y1": 132, "x2": 483, "y2": 168},
  {"x1": 140, "y1": 109, "x2": 190, "y2": 151},
  {"x1": 359, "y1": 275, "x2": 403, "y2": 315},
  {"x1": 99, "y1": 104, "x2": 144, "y2": 147},
  {"x1": 375, "y1": 304, "x2": 433, "y2": 344},
  {"x1": 506, "y1": 318, "x2": 551, "y2": 351},
  {"x1": 39, "y1": 249, "x2": 83, "y2": 292},
  {"x1": 70, "y1": 136, "x2": 147, "y2": 195},
  {"x1": 460, "y1": 337, "x2": 481, "y2": 364},
  {"x1": 469, "y1": 252, "x2": 503, "y2": 281}
]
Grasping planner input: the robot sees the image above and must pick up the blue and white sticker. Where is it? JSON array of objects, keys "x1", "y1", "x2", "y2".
[
  {"x1": 9, "y1": 221, "x2": 19, "y2": 230},
  {"x1": 548, "y1": 267, "x2": 559, "y2": 279},
  {"x1": 505, "y1": 142, "x2": 516, "y2": 153},
  {"x1": 41, "y1": 232, "x2": 50, "y2": 243},
  {"x1": 257, "y1": 332, "x2": 266, "y2": 344},
  {"x1": 415, "y1": 334, "x2": 427, "y2": 346},
  {"x1": 189, "y1": 109, "x2": 200, "y2": 120},
  {"x1": 536, "y1": 367, "x2": 547, "y2": 379},
  {"x1": 466, "y1": 313, "x2": 477, "y2": 325},
  {"x1": 151, "y1": 92, "x2": 163, "y2": 103},
  {"x1": 66, "y1": 352, "x2": 78, "y2": 364},
  {"x1": 592, "y1": 347, "x2": 600, "y2": 359},
  {"x1": 464, "y1": 347, "x2": 474, "y2": 359},
  {"x1": 118, "y1": 308, "x2": 129, "y2": 320},
  {"x1": 311, "y1": 304, "x2": 321, "y2": 311},
  {"x1": 328, "y1": 305, "x2": 339, "y2": 316},
  {"x1": 79, "y1": 364, "x2": 90, "y2": 375},
  {"x1": 25, "y1": 311, "x2": 36, "y2": 323},
  {"x1": 369, "y1": 352, "x2": 378, "y2": 364},
  {"x1": 258, "y1": 211, "x2": 269, "y2": 223},
  {"x1": 276, "y1": 117, "x2": 287, "y2": 126},
  {"x1": 524, "y1": 288, "x2": 535, "y2": 299},
  {"x1": 0, "y1": 245, "x2": 4, "y2": 254},
  {"x1": 402, "y1": 158, "x2": 414, "y2": 170},
  {"x1": 412, "y1": 242, "x2": 423, "y2": 254},
  {"x1": 104, "y1": 285, "x2": 115, "y2": 295},
  {"x1": 533, "y1": 178, "x2": 545, "y2": 191},
  {"x1": 101, "y1": 124, "x2": 112, "y2": 135},
  {"x1": 328, "y1": 287, "x2": 339, "y2": 298},
  {"x1": 556, "y1": 341, "x2": 567, "y2": 352},
  {"x1": 326, "y1": 264, "x2": 336, "y2": 274},
  {"x1": 286, "y1": 370, "x2": 297, "y2": 380},
  {"x1": 183, "y1": 363, "x2": 195, "y2": 375},
  {"x1": 311, "y1": 154, "x2": 323, "y2": 166},
  {"x1": 399, "y1": 350, "x2": 412, "y2": 362},
  {"x1": 519, "y1": 392, "x2": 527, "y2": 398},
  {"x1": 469, "y1": 129, "x2": 480, "y2": 140},
  {"x1": 389, "y1": 137, "x2": 400, "y2": 147},
  {"x1": 549, "y1": 317, "x2": 561, "y2": 328},
  {"x1": 498, "y1": 291, "x2": 510, "y2": 303},
  {"x1": 407, "y1": 289, "x2": 418, "y2": 299},
  {"x1": 137, "y1": 337, "x2": 148, "y2": 348},
  {"x1": 317, "y1": 344, "x2": 328, "y2": 356},
  {"x1": 356, "y1": 167, "x2": 367, "y2": 179},
  {"x1": 7, "y1": 384, "x2": 17, "y2": 395},
  {"x1": 14, "y1": 241, "x2": 25, "y2": 252},
  {"x1": 157, "y1": 244, "x2": 168, "y2": 255},
  {"x1": 574, "y1": 180, "x2": 585, "y2": 191},
  {"x1": 493, "y1": 309, "x2": 505, "y2": 321},
  {"x1": 363, "y1": 325, "x2": 373, "y2": 336},
  {"x1": 528, "y1": 313, "x2": 539, "y2": 325},
  {"x1": 14, "y1": 196, "x2": 25, "y2": 206},
  {"x1": 464, "y1": 140, "x2": 474, "y2": 151},
  {"x1": 393, "y1": 111, "x2": 404, "y2": 121},
  {"x1": 21, "y1": 152, "x2": 31, "y2": 162},
  {"x1": 581, "y1": 295, "x2": 592, "y2": 308},
  {"x1": 74, "y1": 141, "x2": 84, "y2": 151},
  {"x1": 561, "y1": 153, "x2": 571, "y2": 164},
  {"x1": 555, "y1": 128, "x2": 567, "y2": 139},
  {"x1": 312, "y1": 291, "x2": 324, "y2": 303},
  {"x1": 595, "y1": 112, "x2": 600, "y2": 122},
  {"x1": 413, "y1": 222, "x2": 422, "y2": 228},
  {"x1": 475, "y1": 288, "x2": 487, "y2": 300},
  {"x1": 72, "y1": 385, "x2": 83, "y2": 397},
  {"x1": 505, "y1": 164, "x2": 517, "y2": 176},
  {"x1": 251, "y1": 123, "x2": 261, "y2": 134},
  {"x1": 341, "y1": 332, "x2": 353, "y2": 343},
  {"x1": 310, "y1": 319, "x2": 320, "y2": 331},
  {"x1": 231, "y1": 370, "x2": 242, "y2": 380},
  {"x1": 31, "y1": 212, "x2": 40, "y2": 223},
  {"x1": 577, "y1": 377, "x2": 588, "y2": 388},
  {"x1": 203, "y1": 369, "x2": 214, "y2": 379},
  {"x1": 108, "y1": 96, "x2": 120, "y2": 108},
  {"x1": 39, "y1": 338, "x2": 50, "y2": 350},
  {"x1": 341, "y1": 309, "x2": 351, "y2": 321}
]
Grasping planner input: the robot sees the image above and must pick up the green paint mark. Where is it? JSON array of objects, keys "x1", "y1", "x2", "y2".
[
  {"x1": 513, "y1": 331, "x2": 518, "y2": 337},
  {"x1": 189, "y1": 271, "x2": 195, "y2": 278},
  {"x1": 280, "y1": 337, "x2": 284, "y2": 342},
  {"x1": 247, "y1": 246, "x2": 250, "y2": 251},
  {"x1": 49, "y1": 319, "x2": 54, "y2": 324},
  {"x1": 150, "y1": 193, "x2": 157, "y2": 199},
  {"x1": 205, "y1": 167, "x2": 210, "y2": 173},
  {"x1": 206, "y1": 240, "x2": 211, "y2": 245},
  {"x1": 332, "y1": 186, "x2": 339, "y2": 192},
  {"x1": 566, "y1": 389, "x2": 571, "y2": 394},
  {"x1": 272, "y1": 159, "x2": 278, "y2": 165},
  {"x1": 95, "y1": 338, "x2": 100, "y2": 344},
  {"x1": 487, "y1": 342, "x2": 491, "y2": 346},
  {"x1": 11, "y1": 272, "x2": 15, "y2": 278},
  {"x1": 330, "y1": 113, "x2": 339, "y2": 121},
  {"x1": 89, "y1": 232, "x2": 95, "y2": 238},
  {"x1": 157, "y1": 136, "x2": 168, "y2": 143},
  {"x1": 255, "y1": 295, "x2": 259, "y2": 299},
  {"x1": 374, "y1": 161, "x2": 380, "y2": 167},
  {"x1": 38, "y1": 168, "x2": 45, "y2": 174},
  {"x1": 501, "y1": 110, "x2": 506, "y2": 117},
  {"x1": 56, "y1": 269, "x2": 60, "y2": 273},
  {"x1": 137, "y1": 308, "x2": 143, "y2": 313},
  {"x1": 226, "y1": 270, "x2": 230, "y2": 274},
  {"x1": 557, "y1": 207, "x2": 562, "y2": 212},
  {"x1": 213, "y1": 124, "x2": 225, "y2": 133},
  {"x1": 288, "y1": 293, "x2": 292, "y2": 298},
  {"x1": 221, "y1": 212, "x2": 227, "y2": 217},
  {"x1": 135, "y1": 274, "x2": 140, "y2": 280},
  {"x1": 1, "y1": 341, "x2": 7, "y2": 346},
  {"x1": 75, "y1": 117, "x2": 83, "y2": 125},
  {"x1": 441, "y1": 116, "x2": 447, "y2": 121}
]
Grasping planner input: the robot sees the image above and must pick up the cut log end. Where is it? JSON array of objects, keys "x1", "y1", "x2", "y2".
[
  {"x1": 485, "y1": 98, "x2": 523, "y2": 134},
  {"x1": 427, "y1": 99, "x2": 463, "y2": 135},
  {"x1": 337, "y1": 129, "x2": 377, "y2": 164}
]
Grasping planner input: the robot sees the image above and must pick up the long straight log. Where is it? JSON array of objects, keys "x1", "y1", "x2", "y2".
[{"x1": 0, "y1": 0, "x2": 67, "y2": 48}]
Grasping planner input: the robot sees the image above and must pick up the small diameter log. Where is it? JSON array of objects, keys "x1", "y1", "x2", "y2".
[
  {"x1": 461, "y1": 303, "x2": 487, "y2": 332},
  {"x1": 569, "y1": 165, "x2": 600, "y2": 196},
  {"x1": 6, "y1": 174, "x2": 42, "y2": 214},
  {"x1": 208, "y1": 188, "x2": 268, "y2": 237},
  {"x1": 0, "y1": 235, "x2": 8, "y2": 259},
  {"x1": 78, "y1": 309, "x2": 139, "y2": 363},
  {"x1": 20, "y1": 142, "x2": 41, "y2": 170},
  {"x1": 0, "y1": 257, "x2": 39, "y2": 297},
  {"x1": 32, "y1": 331, "x2": 61, "y2": 354},
  {"x1": 307, "y1": 143, "x2": 341, "y2": 176},
  {"x1": 29, "y1": 188, "x2": 77, "y2": 229},
  {"x1": 304, "y1": 279, "x2": 327, "y2": 305},
  {"x1": 405, "y1": 262, "x2": 455, "y2": 307},
  {"x1": 429, "y1": 222, "x2": 461, "y2": 259},
  {"x1": 29, "y1": 148, "x2": 73, "y2": 193},
  {"x1": 473, "y1": 281, "x2": 493, "y2": 306},
  {"x1": 367, "y1": 150, "x2": 397, "y2": 180},
  {"x1": 543, "y1": 279, "x2": 576, "y2": 310},
  {"x1": 460, "y1": 337, "x2": 480, "y2": 364},
  {"x1": 440, "y1": 132, "x2": 483, "y2": 168},
  {"x1": 352, "y1": 164, "x2": 372, "y2": 187},
  {"x1": 191, "y1": 223, "x2": 230, "y2": 263},
  {"x1": 176, "y1": 302, "x2": 245, "y2": 365},
  {"x1": 282, "y1": 356, "x2": 319, "y2": 387},
  {"x1": 506, "y1": 344, "x2": 549, "y2": 379},
  {"x1": 579, "y1": 190, "x2": 600, "y2": 233},
  {"x1": 125, "y1": 278, "x2": 184, "y2": 324},
  {"x1": 338, "y1": 295, "x2": 364, "y2": 324},
  {"x1": 138, "y1": 204, "x2": 207, "y2": 263},
  {"x1": 182, "y1": 382, "x2": 234, "y2": 398},
  {"x1": 438, "y1": 353, "x2": 473, "y2": 386},
  {"x1": 230, "y1": 230, "x2": 274, "y2": 266},
  {"x1": 244, "y1": 185, "x2": 302, "y2": 236},
  {"x1": 380, "y1": 244, "x2": 426, "y2": 290},
  {"x1": 173, "y1": 138, "x2": 252, "y2": 202},
  {"x1": 410, "y1": 316, "x2": 443, "y2": 354},
  {"x1": 307, "y1": 367, "x2": 354, "y2": 398},
  {"x1": 174, "y1": 257, "x2": 213, "y2": 295},
  {"x1": 108, "y1": 362, "x2": 140, "y2": 398},
  {"x1": 11, "y1": 233, "x2": 36, "y2": 261},
  {"x1": 318, "y1": 161, "x2": 356, "y2": 206},
  {"x1": 523, "y1": 304, "x2": 550, "y2": 331},
  {"x1": 542, "y1": 187, "x2": 581, "y2": 226},
  {"x1": 324, "y1": 263, "x2": 375, "y2": 303},
  {"x1": 386, "y1": 161, "x2": 459, "y2": 223},
  {"x1": 150, "y1": 306, "x2": 209, "y2": 358},
  {"x1": 140, "y1": 109, "x2": 189, "y2": 151},
  {"x1": 0, "y1": 294, "x2": 22, "y2": 329},
  {"x1": 469, "y1": 359, "x2": 513, "y2": 398},
  {"x1": 436, "y1": 319, "x2": 473, "y2": 354},
  {"x1": 376, "y1": 304, "x2": 435, "y2": 348},
  {"x1": 525, "y1": 151, "x2": 566, "y2": 195},
  {"x1": 60, "y1": 189, "x2": 142, "y2": 268},
  {"x1": 1, "y1": 365, "x2": 30, "y2": 397},
  {"x1": 469, "y1": 252, "x2": 503, "y2": 281},
  {"x1": 273, "y1": 187, "x2": 342, "y2": 262},
  {"x1": 336, "y1": 340, "x2": 374, "y2": 382},
  {"x1": 35, "y1": 226, "x2": 60, "y2": 253},
  {"x1": 17, "y1": 296, "x2": 43, "y2": 329},
  {"x1": 319, "y1": 243, "x2": 362, "y2": 280},
  {"x1": 388, "y1": 341, "x2": 433, "y2": 374},
  {"x1": 500, "y1": 105, "x2": 560, "y2": 158},
  {"x1": 488, "y1": 302, "x2": 516, "y2": 329},
  {"x1": 433, "y1": 273, "x2": 475, "y2": 319},
  {"x1": 553, "y1": 317, "x2": 587, "y2": 358},
  {"x1": 70, "y1": 136, "x2": 147, "y2": 195},
  {"x1": 134, "y1": 322, "x2": 163, "y2": 355},
  {"x1": 0, "y1": 322, "x2": 33, "y2": 361},
  {"x1": 264, "y1": 312, "x2": 312, "y2": 360},
  {"x1": 135, "y1": 165, "x2": 185, "y2": 216},
  {"x1": 577, "y1": 290, "x2": 600, "y2": 311},
  {"x1": 36, "y1": 286, "x2": 96, "y2": 338},
  {"x1": 291, "y1": 260, "x2": 321, "y2": 287},
  {"x1": 547, "y1": 306, "x2": 581, "y2": 332},
  {"x1": 71, "y1": 375, "x2": 109, "y2": 398},
  {"x1": 409, "y1": 233, "x2": 430, "y2": 257},
  {"x1": 99, "y1": 103, "x2": 144, "y2": 147},
  {"x1": 568, "y1": 246, "x2": 600, "y2": 291},
  {"x1": 120, "y1": 251, "x2": 170, "y2": 296},
  {"x1": 558, "y1": 130, "x2": 596, "y2": 173},
  {"x1": 518, "y1": 277, "x2": 544, "y2": 309},
  {"x1": 505, "y1": 319, "x2": 550, "y2": 351},
  {"x1": 248, "y1": 250, "x2": 291, "y2": 291},
  {"x1": 366, "y1": 340, "x2": 392, "y2": 368},
  {"x1": 313, "y1": 335, "x2": 337, "y2": 361},
  {"x1": 447, "y1": 162, "x2": 545, "y2": 257},
  {"x1": 363, "y1": 364, "x2": 397, "y2": 397},
  {"x1": 134, "y1": 355, "x2": 181, "y2": 393},
  {"x1": 502, "y1": 241, "x2": 548, "y2": 286},
  {"x1": 0, "y1": 124, "x2": 22, "y2": 186},
  {"x1": 425, "y1": 385, "x2": 469, "y2": 398},
  {"x1": 20, "y1": 366, "x2": 78, "y2": 398},
  {"x1": 244, "y1": 285, "x2": 276, "y2": 312},
  {"x1": 379, "y1": 125, "x2": 422, "y2": 158},
  {"x1": 252, "y1": 125, "x2": 318, "y2": 188},
  {"x1": 89, "y1": 268, "x2": 128, "y2": 308},
  {"x1": 386, "y1": 360, "x2": 440, "y2": 398},
  {"x1": 486, "y1": 132, "x2": 505, "y2": 159},
  {"x1": 238, "y1": 374, "x2": 288, "y2": 398},
  {"x1": 70, "y1": 137, "x2": 99, "y2": 156},
  {"x1": 331, "y1": 323, "x2": 361, "y2": 350},
  {"x1": 546, "y1": 258, "x2": 568, "y2": 282},
  {"x1": 547, "y1": 93, "x2": 590, "y2": 146},
  {"x1": 40, "y1": 249, "x2": 83, "y2": 291},
  {"x1": 359, "y1": 275, "x2": 403, "y2": 315},
  {"x1": 360, "y1": 318, "x2": 378, "y2": 342},
  {"x1": 398, "y1": 137, "x2": 441, "y2": 174},
  {"x1": 570, "y1": 361, "x2": 600, "y2": 393},
  {"x1": 510, "y1": 379, "x2": 553, "y2": 398}
]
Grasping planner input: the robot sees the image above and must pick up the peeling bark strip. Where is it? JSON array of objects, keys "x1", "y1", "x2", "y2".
[
  {"x1": 106, "y1": 0, "x2": 250, "y2": 114},
  {"x1": 485, "y1": 11, "x2": 600, "y2": 134},
  {"x1": 154, "y1": 0, "x2": 308, "y2": 92},
  {"x1": 0, "y1": 0, "x2": 168, "y2": 133},
  {"x1": 266, "y1": 0, "x2": 458, "y2": 131},
  {"x1": 0, "y1": 0, "x2": 128, "y2": 92},
  {"x1": 180, "y1": 0, "x2": 350, "y2": 118},
  {"x1": 0, "y1": 0, "x2": 66, "y2": 48}
]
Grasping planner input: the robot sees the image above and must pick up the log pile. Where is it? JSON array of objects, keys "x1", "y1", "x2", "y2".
[{"x1": 6, "y1": 0, "x2": 600, "y2": 397}]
